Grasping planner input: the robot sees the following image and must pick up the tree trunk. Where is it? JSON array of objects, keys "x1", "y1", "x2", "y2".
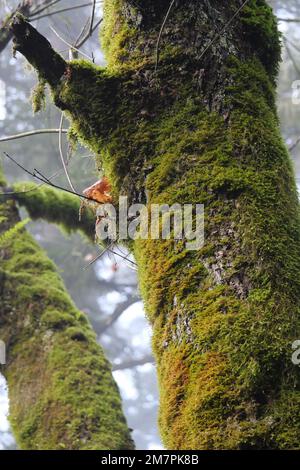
[
  {"x1": 0, "y1": 170, "x2": 134, "y2": 450},
  {"x1": 10, "y1": 0, "x2": 300, "y2": 449}
]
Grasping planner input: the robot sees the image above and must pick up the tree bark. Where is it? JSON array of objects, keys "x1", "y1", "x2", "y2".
[
  {"x1": 0, "y1": 170, "x2": 134, "y2": 450},
  {"x1": 10, "y1": 0, "x2": 300, "y2": 449}
]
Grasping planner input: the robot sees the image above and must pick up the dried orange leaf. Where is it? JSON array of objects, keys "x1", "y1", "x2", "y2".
[{"x1": 83, "y1": 177, "x2": 112, "y2": 203}]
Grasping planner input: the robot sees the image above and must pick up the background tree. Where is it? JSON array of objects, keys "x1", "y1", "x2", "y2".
[{"x1": 1, "y1": 0, "x2": 300, "y2": 450}]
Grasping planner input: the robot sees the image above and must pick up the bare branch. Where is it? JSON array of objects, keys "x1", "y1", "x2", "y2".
[
  {"x1": 30, "y1": 0, "x2": 62, "y2": 17},
  {"x1": 278, "y1": 18, "x2": 300, "y2": 23},
  {"x1": 75, "y1": 0, "x2": 97, "y2": 48},
  {"x1": 112, "y1": 355, "x2": 155, "y2": 371},
  {"x1": 50, "y1": 25, "x2": 94, "y2": 61},
  {"x1": 58, "y1": 113, "x2": 77, "y2": 193},
  {"x1": 155, "y1": 0, "x2": 176, "y2": 72},
  {"x1": 0, "y1": 0, "x2": 31, "y2": 53},
  {"x1": 88, "y1": 0, "x2": 96, "y2": 36},
  {"x1": 2, "y1": 152, "x2": 96, "y2": 203},
  {"x1": 99, "y1": 298, "x2": 138, "y2": 334},
  {"x1": 0, "y1": 128, "x2": 68, "y2": 143},
  {"x1": 0, "y1": 1, "x2": 58, "y2": 54},
  {"x1": 30, "y1": 1, "x2": 102, "y2": 22}
]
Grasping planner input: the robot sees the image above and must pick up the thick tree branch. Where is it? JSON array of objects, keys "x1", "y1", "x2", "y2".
[
  {"x1": 0, "y1": 167, "x2": 134, "y2": 450},
  {"x1": 10, "y1": 13, "x2": 67, "y2": 87}
]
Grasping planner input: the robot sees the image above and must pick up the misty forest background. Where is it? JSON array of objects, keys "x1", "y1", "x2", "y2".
[{"x1": 0, "y1": 0, "x2": 300, "y2": 450}]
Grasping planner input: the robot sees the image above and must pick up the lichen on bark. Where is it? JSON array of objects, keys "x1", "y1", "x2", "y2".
[{"x1": 9, "y1": 0, "x2": 300, "y2": 449}]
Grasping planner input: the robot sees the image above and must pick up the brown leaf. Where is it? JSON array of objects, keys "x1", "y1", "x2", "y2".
[{"x1": 83, "y1": 177, "x2": 112, "y2": 203}]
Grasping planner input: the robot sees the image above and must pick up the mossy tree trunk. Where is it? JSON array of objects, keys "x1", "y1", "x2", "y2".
[
  {"x1": 0, "y1": 172, "x2": 134, "y2": 450},
  {"x1": 10, "y1": 0, "x2": 300, "y2": 449}
]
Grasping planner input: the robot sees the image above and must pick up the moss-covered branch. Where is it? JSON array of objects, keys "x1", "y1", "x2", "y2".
[
  {"x1": 0, "y1": 170, "x2": 133, "y2": 450},
  {"x1": 10, "y1": 12, "x2": 66, "y2": 87},
  {"x1": 5, "y1": 182, "x2": 96, "y2": 241}
]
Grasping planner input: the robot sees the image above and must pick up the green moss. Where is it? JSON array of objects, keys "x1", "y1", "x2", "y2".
[
  {"x1": 0, "y1": 185, "x2": 133, "y2": 450},
  {"x1": 101, "y1": 0, "x2": 140, "y2": 71},
  {"x1": 31, "y1": 78, "x2": 46, "y2": 113},
  {"x1": 132, "y1": 54, "x2": 300, "y2": 448},
  {"x1": 0, "y1": 217, "x2": 30, "y2": 247},
  {"x1": 240, "y1": 0, "x2": 281, "y2": 79}
]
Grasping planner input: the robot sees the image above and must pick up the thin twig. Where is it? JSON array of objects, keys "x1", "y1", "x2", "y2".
[
  {"x1": 83, "y1": 242, "x2": 115, "y2": 270},
  {"x1": 78, "y1": 0, "x2": 96, "y2": 44},
  {"x1": 2, "y1": 152, "x2": 95, "y2": 203},
  {"x1": 58, "y1": 113, "x2": 76, "y2": 192},
  {"x1": 50, "y1": 26, "x2": 93, "y2": 61},
  {"x1": 88, "y1": 0, "x2": 96, "y2": 36},
  {"x1": 2, "y1": 153, "x2": 138, "y2": 268},
  {"x1": 30, "y1": 1, "x2": 102, "y2": 21},
  {"x1": 76, "y1": 18, "x2": 102, "y2": 48},
  {"x1": 155, "y1": 0, "x2": 176, "y2": 72},
  {"x1": 75, "y1": 16, "x2": 90, "y2": 46},
  {"x1": 0, "y1": 168, "x2": 65, "y2": 197},
  {"x1": 33, "y1": 168, "x2": 52, "y2": 184},
  {"x1": 197, "y1": 0, "x2": 251, "y2": 63},
  {"x1": 109, "y1": 248, "x2": 137, "y2": 268},
  {"x1": 0, "y1": 129, "x2": 68, "y2": 143},
  {"x1": 30, "y1": 0, "x2": 62, "y2": 17},
  {"x1": 289, "y1": 137, "x2": 300, "y2": 152}
]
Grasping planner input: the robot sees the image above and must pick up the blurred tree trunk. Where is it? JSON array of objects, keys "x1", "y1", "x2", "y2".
[
  {"x1": 9, "y1": 0, "x2": 300, "y2": 449},
  {"x1": 0, "y1": 169, "x2": 134, "y2": 450}
]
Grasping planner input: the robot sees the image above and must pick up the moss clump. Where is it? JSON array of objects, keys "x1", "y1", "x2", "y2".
[
  {"x1": 0, "y1": 217, "x2": 30, "y2": 247},
  {"x1": 31, "y1": 78, "x2": 46, "y2": 113},
  {"x1": 240, "y1": 0, "x2": 281, "y2": 80}
]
